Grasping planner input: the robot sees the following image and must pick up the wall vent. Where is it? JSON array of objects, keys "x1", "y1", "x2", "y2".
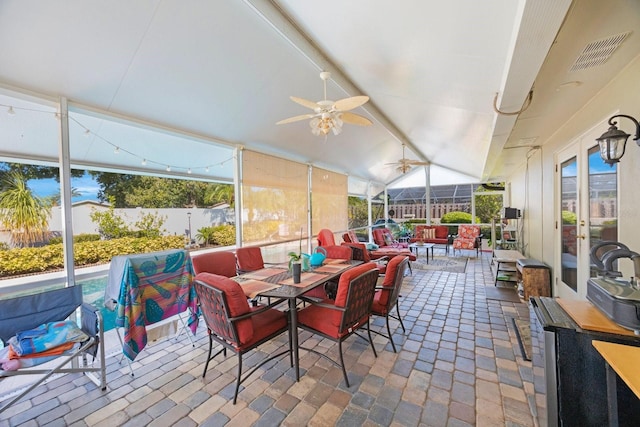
[{"x1": 569, "y1": 31, "x2": 631, "y2": 72}]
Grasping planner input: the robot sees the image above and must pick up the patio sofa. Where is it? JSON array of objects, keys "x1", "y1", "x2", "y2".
[{"x1": 410, "y1": 225, "x2": 451, "y2": 253}]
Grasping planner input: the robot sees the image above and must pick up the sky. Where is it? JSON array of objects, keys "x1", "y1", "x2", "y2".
[{"x1": 28, "y1": 171, "x2": 101, "y2": 202}]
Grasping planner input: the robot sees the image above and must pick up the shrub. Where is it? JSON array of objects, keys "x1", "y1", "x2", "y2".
[
  {"x1": 210, "y1": 225, "x2": 235, "y2": 246},
  {"x1": 196, "y1": 226, "x2": 216, "y2": 246},
  {"x1": 195, "y1": 225, "x2": 235, "y2": 246},
  {"x1": 90, "y1": 203, "x2": 130, "y2": 239},
  {"x1": 0, "y1": 235, "x2": 185, "y2": 277},
  {"x1": 440, "y1": 211, "x2": 481, "y2": 234},
  {"x1": 134, "y1": 212, "x2": 167, "y2": 238}
]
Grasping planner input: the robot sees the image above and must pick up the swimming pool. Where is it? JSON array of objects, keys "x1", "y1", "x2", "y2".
[{"x1": 76, "y1": 276, "x2": 116, "y2": 332}]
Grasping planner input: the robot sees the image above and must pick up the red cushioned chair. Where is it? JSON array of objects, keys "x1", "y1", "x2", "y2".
[
  {"x1": 306, "y1": 243, "x2": 353, "y2": 300},
  {"x1": 297, "y1": 262, "x2": 379, "y2": 387},
  {"x1": 342, "y1": 241, "x2": 388, "y2": 275},
  {"x1": 194, "y1": 273, "x2": 292, "y2": 404},
  {"x1": 372, "y1": 227, "x2": 408, "y2": 249},
  {"x1": 343, "y1": 230, "x2": 412, "y2": 275},
  {"x1": 369, "y1": 255, "x2": 409, "y2": 353},
  {"x1": 192, "y1": 251, "x2": 237, "y2": 277},
  {"x1": 452, "y1": 224, "x2": 482, "y2": 256}
]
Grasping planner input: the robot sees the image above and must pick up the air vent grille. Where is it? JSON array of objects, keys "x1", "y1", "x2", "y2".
[{"x1": 569, "y1": 31, "x2": 631, "y2": 72}]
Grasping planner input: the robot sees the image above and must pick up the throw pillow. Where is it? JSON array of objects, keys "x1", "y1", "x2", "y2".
[
  {"x1": 383, "y1": 234, "x2": 393, "y2": 246},
  {"x1": 423, "y1": 228, "x2": 435, "y2": 240}
]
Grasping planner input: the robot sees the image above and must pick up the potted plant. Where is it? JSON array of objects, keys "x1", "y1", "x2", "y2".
[{"x1": 288, "y1": 251, "x2": 302, "y2": 270}]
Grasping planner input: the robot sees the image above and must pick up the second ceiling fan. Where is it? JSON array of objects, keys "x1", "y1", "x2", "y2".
[
  {"x1": 276, "y1": 71, "x2": 372, "y2": 136},
  {"x1": 386, "y1": 144, "x2": 430, "y2": 174}
]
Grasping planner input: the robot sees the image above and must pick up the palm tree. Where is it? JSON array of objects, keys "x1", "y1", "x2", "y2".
[
  {"x1": 204, "y1": 183, "x2": 234, "y2": 207},
  {"x1": 44, "y1": 187, "x2": 84, "y2": 207},
  {"x1": 0, "y1": 171, "x2": 50, "y2": 247}
]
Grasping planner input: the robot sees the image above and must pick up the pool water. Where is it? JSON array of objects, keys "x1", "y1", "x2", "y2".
[{"x1": 77, "y1": 276, "x2": 116, "y2": 332}]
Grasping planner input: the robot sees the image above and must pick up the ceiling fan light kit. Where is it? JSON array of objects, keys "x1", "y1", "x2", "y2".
[{"x1": 277, "y1": 71, "x2": 372, "y2": 136}]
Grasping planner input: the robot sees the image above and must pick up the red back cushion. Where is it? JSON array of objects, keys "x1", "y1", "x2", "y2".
[
  {"x1": 334, "y1": 262, "x2": 377, "y2": 307},
  {"x1": 195, "y1": 272, "x2": 253, "y2": 344},
  {"x1": 192, "y1": 251, "x2": 237, "y2": 277},
  {"x1": 235, "y1": 247, "x2": 265, "y2": 272},
  {"x1": 435, "y1": 226, "x2": 449, "y2": 239},
  {"x1": 372, "y1": 229, "x2": 385, "y2": 246},
  {"x1": 377, "y1": 255, "x2": 406, "y2": 306},
  {"x1": 342, "y1": 242, "x2": 370, "y2": 262},
  {"x1": 323, "y1": 245, "x2": 352, "y2": 260},
  {"x1": 317, "y1": 229, "x2": 336, "y2": 247}
]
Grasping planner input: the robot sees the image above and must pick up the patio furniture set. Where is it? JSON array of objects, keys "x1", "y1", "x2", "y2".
[{"x1": 1, "y1": 241, "x2": 410, "y2": 409}]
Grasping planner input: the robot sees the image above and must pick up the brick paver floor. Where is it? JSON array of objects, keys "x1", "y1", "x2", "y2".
[{"x1": 0, "y1": 251, "x2": 538, "y2": 426}]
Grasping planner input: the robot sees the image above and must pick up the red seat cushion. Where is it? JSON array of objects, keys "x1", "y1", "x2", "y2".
[
  {"x1": 371, "y1": 294, "x2": 390, "y2": 315},
  {"x1": 195, "y1": 273, "x2": 253, "y2": 344},
  {"x1": 237, "y1": 307, "x2": 288, "y2": 351},
  {"x1": 297, "y1": 304, "x2": 344, "y2": 338},
  {"x1": 371, "y1": 248, "x2": 416, "y2": 262}
]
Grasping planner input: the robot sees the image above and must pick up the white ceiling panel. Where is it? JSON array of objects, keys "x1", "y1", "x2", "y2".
[{"x1": 0, "y1": 0, "x2": 637, "y2": 188}]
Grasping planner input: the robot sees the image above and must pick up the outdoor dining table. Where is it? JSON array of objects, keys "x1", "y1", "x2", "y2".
[{"x1": 232, "y1": 258, "x2": 362, "y2": 380}]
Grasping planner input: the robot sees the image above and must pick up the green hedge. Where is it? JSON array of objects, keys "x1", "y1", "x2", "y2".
[
  {"x1": 48, "y1": 233, "x2": 101, "y2": 245},
  {"x1": 0, "y1": 235, "x2": 185, "y2": 277},
  {"x1": 440, "y1": 211, "x2": 481, "y2": 235}
]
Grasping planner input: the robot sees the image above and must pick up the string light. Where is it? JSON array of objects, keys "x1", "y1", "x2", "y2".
[{"x1": 0, "y1": 102, "x2": 233, "y2": 175}]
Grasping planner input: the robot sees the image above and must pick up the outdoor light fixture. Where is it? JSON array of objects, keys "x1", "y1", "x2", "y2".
[{"x1": 596, "y1": 114, "x2": 640, "y2": 166}]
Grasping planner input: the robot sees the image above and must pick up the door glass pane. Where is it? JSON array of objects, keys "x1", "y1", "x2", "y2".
[
  {"x1": 588, "y1": 145, "x2": 617, "y2": 277},
  {"x1": 561, "y1": 157, "x2": 578, "y2": 291},
  {"x1": 473, "y1": 191, "x2": 503, "y2": 249}
]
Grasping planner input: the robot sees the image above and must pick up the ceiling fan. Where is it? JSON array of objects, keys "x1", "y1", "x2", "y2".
[
  {"x1": 276, "y1": 71, "x2": 372, "y2": 136},
  {"x1": 385, "y1": 144, "x2": 430, "y2": 174}
]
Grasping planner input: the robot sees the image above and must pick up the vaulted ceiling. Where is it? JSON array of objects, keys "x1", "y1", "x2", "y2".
[{"x1": 0, "y1": 0, "x2": 638, "y2": 188}]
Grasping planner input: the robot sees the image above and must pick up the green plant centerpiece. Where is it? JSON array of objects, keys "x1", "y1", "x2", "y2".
[{"x1": 288, "y1": 251, "x2": 302, "y2": 270}]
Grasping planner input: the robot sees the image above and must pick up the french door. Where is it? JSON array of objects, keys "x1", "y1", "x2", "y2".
[{"x1": 556, "y1": 121, "x2": 618, "y2": 299}]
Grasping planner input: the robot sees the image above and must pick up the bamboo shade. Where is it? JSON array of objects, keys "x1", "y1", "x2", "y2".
[
  {"x1": 311, "y1": 167, "x2": 347, "y2": 235},
  {"x1": 242, "y1": 150, "x2": 309, "y2": 244}
]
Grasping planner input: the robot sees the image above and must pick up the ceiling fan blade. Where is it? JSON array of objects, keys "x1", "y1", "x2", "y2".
[
  {"x1": 276, "y1": 113, "x2": 315, "y2": 125},
  {"x1": 334, "y1": 95, "x2": 369, "y2": 111},
  {"x1": 405, "y1": 159, "x2": 430, "y2": 166},
  {"x1": 290, "y1": 96, "x2": 320, "y2": 110},
  {"x1": 341, "y1": 111, "x2": 372, "y2": 126}
]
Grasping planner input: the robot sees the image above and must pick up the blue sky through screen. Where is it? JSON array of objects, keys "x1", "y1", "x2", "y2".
[{"x1": 28, "y1": 172, "x2": 100, "y2": 202}]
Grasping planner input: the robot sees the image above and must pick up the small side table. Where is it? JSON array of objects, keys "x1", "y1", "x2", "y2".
[{"x1": 409, "y1": 243, "x2": 435, "y2": 263}]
